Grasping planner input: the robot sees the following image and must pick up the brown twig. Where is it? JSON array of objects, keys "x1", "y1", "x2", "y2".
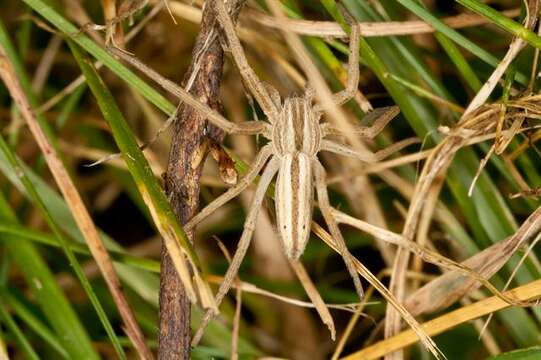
[{"x1": 159, "y1": 0, "x2": 246, "y2": 358}]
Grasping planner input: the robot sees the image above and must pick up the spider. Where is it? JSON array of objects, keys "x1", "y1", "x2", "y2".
[{"x1": 183, "y1": 0, "x2": 419, "y2": 345}]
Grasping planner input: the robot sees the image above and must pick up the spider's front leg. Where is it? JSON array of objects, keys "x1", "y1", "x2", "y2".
[
  {"x1": 106, "y1": 46, "x2": 269, "y2": 135},
  {"x1": 214, "y1": 0, "x2": 279, "y2": 118},
  {"x1": 321, "y1": 137, "x2": 420, "y2": 163},
  {"x1": 321, "y1": 105, "x2": 418, "y2": 162},
  {"x1": 323, "y1": 106, "x2": 400, "y2": 139},
  {"x1": 330, "y1": 22, "x2": 361, "y2": 107},
  {"x1": 185, "y1": 145, "x2": 273, "y2": 230},
  {"x1": 191, "y1": 156, "x2": 280, "y2": 347}
]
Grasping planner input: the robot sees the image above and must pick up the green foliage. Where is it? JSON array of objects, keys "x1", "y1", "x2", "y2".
[{"x1": 0, "y1": 0, "x2": 540, "y2": 358}]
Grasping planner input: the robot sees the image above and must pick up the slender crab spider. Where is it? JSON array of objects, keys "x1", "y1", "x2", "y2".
[{"x1": 183, "y1": 0, "x2": 420, "y2": 345}]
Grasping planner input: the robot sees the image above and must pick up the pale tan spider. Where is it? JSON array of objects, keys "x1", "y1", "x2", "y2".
[{"x1": 182, "y1": 0, "x2": 420, "y2": 345}]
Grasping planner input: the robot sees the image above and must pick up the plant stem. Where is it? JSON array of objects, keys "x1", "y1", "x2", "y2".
[{"x1": 159, "y1": 1, "x2": 246, "y2": 358}]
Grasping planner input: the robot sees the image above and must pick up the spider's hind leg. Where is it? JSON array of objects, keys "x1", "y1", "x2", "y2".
[{"x1": 313, "y1": 160, "x2": 364, "y2": 300}]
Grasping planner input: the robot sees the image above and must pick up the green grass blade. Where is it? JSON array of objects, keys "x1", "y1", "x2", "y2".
[
  {"x1": 68, "y1": 40, "x2": 208, "y2": 303},
  {"x1": 394, "y1": 0, "x2": 528, "y2": 85},
  {"x1": 0, "y1": 300, "x2": 40, "y2": 360},
  {"x1": 435, "y1": 31, "x2": 483, "y2": 93},
  {"x1": 324, "y1": 0, "x2": 541, "y2": 345},
  {"x1": 0, "y1": 192, "x2": 99, "y2": 359},
  {"x1": 0, "y1": 135, "x2": 126, "y2": 359},
  {"x1": 0, "y1": 223, "x2": 160, "y2": 273},
  {"x1": 489, "y1": 346, "x2": 541, "y2": 360},
  {"x1": 22, "y1": 0, "x2": 175, "y2": 115},
  {"x1": 1, "y1": 289, "x2": 69, "y2": 359},
  {"x1": 0, "y1": 138, "x2": 161, "y2": 306},
  {"x1": 456, "y1": 0, "x2": 541, "y2": 50}
]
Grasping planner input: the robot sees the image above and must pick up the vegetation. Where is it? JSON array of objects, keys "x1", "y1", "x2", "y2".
[{"x1": 0, "y1": 0, "x2": 541, "y2": 359}]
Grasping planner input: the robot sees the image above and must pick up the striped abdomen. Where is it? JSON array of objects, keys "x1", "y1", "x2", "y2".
[{"x1": 275, "y1": 152, "x2": 313, "y2": 259}]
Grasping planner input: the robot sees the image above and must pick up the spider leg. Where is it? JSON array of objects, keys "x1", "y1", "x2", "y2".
[
  {"x1": 323, "y1": 106, "x2": 400, "y2": 139},
  {"x1": 313, "y1": 160, "x2": 364, "y2": 300},
  {"x1": 214, "y1": 0, "x2": 279, "y2": 118},
  {"x1": 330, "y1": 23, "x2": 361, "y2": 107},
  {"x1": 321, "y1": 137, "x2": 419, "y2": 163},
  {"x1": 185, "y1": 145, "x2": 273, "y2": 230},
  {"x1": 191, "y1": 156, "x2": 280, "y2": 346},
  {"x1": 107, "y1": 46, "x2": 267, "y2": 135}
]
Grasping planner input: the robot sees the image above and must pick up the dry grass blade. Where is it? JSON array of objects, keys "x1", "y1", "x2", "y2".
[
  {"x1": 231, "y1": 284, "x2": 242, "y2": 360},
  {"x1": 169, "y1": 2, "x2": 520, "y2": 38},
  {"x1": 382, "y1": 96, "x2": 526, "y2": 357},
  {"x1": 0, "y1": 337, "x2": 6, "y2": 360},
  {"x1": 31, "y1": 34, "x2": 62, "y2": 93},
  {"x1": 464, "y1": 37, "x2": 527, "y2": 116},
  {"x1": 0, "y1": 47, "x2": 153, "y2": 359},
  {"x1": 290, "y1": 259, "x2": 336, "y2": 340},
  {"x1": 344, "y1": 279, "x2": 541, "y2": 359},
  {"x1": 331, "y1": 276, "x2": 379, "y2": 360},
  {"x1": 256, "y1": 7, "x2": 521, "y2": 38},
  {"x1": 215, "y1": 239, "x2": 242, "y2": 360},
  {"x1": 405, "y1": 205, "x2": 541, "y2": 317},
  {"x1": 206, "y1": 275, "x2": 362, "y2": 312},
  {"x1": 333, "y1": 210, "x2": 534, "y2": 307},
  {"x1": 464, "y1": 1, "x2": 538, "y2": 116},
  {"x1": 480, "y1": 232, "x2": 541, "y2": 339},
  {"x1": 311, "y1": 223, "x2": 446, "y2": 360}
]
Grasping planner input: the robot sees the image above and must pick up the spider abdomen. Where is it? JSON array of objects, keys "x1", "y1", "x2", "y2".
[{"x1": 275, "y1": 152, "x2": 314, "y2": 259}]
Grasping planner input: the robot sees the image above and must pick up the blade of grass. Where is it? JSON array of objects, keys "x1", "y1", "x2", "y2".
[
  {"x1": 68, "y1": 41, "x2": 216, "y2": 310},
  {"x1": 436, "y1": 32, "x2": 482, "y2": 92},
  {"x1": 0, "y1": 329, "x2": 6, "y2": 360},
  {"x1": 0, "y1": 223, "x2": 160, "y2": 273},
  {"x1": 345, "y1": 278, "x2": 541, "y2": 359},
  {"x1": 0, "y1": 288, "x2": 69, "y2": 359},
  {"x1": 325, "y1": 0, "x2": 541, "y2": 346},
  {"x1": 0, "y1": 136, "x2": 161, "y2": 306},
  {"x1": 22, "y1": 0, "x2": 175, "y2": 115},
  {"x1": 0, "y1": 43, "x2": 152, "y2": 359},
  {"x1": 7, "y1": 47, "x2": 160, "y2": 302},
  {"x1": 0, "y1": 300, "x2": 40, "y2": 360},
  {"x1": 0, "y1": 134, "x2": 126, "y2": 359},
  {"x1": 0, "y1": 19, "x2": 57, "y2": 147},
  {"x1": 394, "y1": 0, "x2": 529, "y2": 85},
  {"x1": 489, "y1": 346, "x2": 541, "y2": 360},
  {"x1": 0, "y1": 11, "x2": 158, "y2": 313},
  {"x1": 0, "y1": 191, "x2": 100, "y2": 359},
  {"x1": 456, "y1": 0, "x2": 541, "y2": 50}
]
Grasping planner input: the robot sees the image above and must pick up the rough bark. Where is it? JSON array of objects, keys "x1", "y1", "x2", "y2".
[{"x1": 159, "y1": 1, "x2": 245, "y2": 358}]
